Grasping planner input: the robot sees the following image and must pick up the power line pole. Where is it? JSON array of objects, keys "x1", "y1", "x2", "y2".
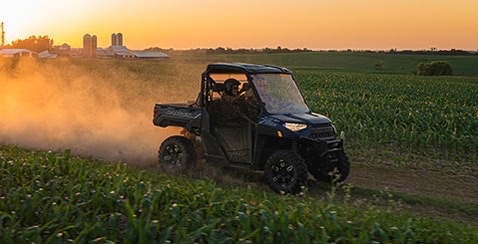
[{"x1": 1, "y1": 22, "x2": 5, "y2": 47}]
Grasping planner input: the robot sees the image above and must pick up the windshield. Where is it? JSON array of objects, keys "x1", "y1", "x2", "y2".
[{"x1": 252, "y1": 74, "x2": 309, "y2": 114}]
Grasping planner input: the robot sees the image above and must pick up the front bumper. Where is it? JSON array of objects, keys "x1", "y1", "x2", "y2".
[
  {"x1": 298, "y1": 131, "x2": 345, "y2": 163},
  {"x1": 325, "y1": 131, "x2": 345, "y2": 163}
]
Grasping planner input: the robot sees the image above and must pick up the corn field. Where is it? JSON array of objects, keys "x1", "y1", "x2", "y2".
[
  {"x1": 297, "y1": 72, "x2": 478, "y2": 151},
  {"x1": 1, "y1": 145, "x2": 476, "y2": 242},
  {"x1": 295, "y1": 71, "x2": 478, "y2": 173},
  {"x1": 1, "y1": 58, "x2": 478, "y2": 242}
]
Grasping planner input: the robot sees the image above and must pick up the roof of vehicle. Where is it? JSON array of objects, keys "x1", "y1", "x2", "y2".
[{"x1": 206, "y1": 63, "x2": 291, "y2": 74}]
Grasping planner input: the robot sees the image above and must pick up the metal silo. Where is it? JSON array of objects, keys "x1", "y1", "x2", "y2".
[
  {"x1": 83, "y1": 34, "x2": 91, "y2": 57},
  {"x1": 91, "y1": 35, "x2": 97, "y2": 57},
  {"x1": 111, "y1": 33, "x2": 117, "y2": 46},
  {"x1": 117, "y1": 33, "x2": 123, "y2": 46}
]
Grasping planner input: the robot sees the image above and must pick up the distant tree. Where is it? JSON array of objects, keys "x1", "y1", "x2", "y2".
[
  {"x1": 416, "y1": 61, "x2": 453, "y2": 76},
  {"x1": 8, "y1": 35, "x2": 54, "y2": 53},
  {"x1": 204, "y1": 46, "x2": 314, "y2": 55}
]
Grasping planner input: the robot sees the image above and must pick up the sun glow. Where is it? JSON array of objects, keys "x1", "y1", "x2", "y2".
[
  {"x1": 1, "y1": 0, "x2": 477, "y2": 50},
  {"x1": 1, "y1": 13, "x2": 28, "y2": 44}
]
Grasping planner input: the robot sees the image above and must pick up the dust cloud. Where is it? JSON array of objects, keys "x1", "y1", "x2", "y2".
[{"x1": 0, "y1": 58, "x2": 201, "y2": 166}]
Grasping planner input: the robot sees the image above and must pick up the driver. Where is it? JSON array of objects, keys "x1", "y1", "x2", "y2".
[
  {"x1": 223, "y1": 79, "x2": 261, "y2": 122},
  {"x1": 223, "y1": 78, "x2": 240, "y2": 104}
]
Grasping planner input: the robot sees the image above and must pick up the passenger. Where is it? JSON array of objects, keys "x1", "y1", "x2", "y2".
[
  {"x1": 239, "y1": 82, "x2": 253, "y2": 99},
  {"x1": 239, "y1": 82, "x2": 261, "y2": 119}
]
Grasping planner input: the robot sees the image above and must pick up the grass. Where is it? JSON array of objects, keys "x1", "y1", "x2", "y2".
[
  {"x1": 1, "y1": 145, "x2": 477, "y2": 242},
  {"x1": 167, "y1": 51, "x2": 478, "y2": 76}
]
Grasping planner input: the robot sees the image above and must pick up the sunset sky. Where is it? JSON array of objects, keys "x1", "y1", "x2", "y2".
[{"x1": 1, "y1": 0, "x2": 477, "y2": 50}]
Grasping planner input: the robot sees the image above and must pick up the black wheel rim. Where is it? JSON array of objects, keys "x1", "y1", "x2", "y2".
[
  {"x1": 163, "y1": 144, "x2": 184, "y2": 167},
  {"x1": 270, "y1": 159, "x2": 295, "y2": 188}
]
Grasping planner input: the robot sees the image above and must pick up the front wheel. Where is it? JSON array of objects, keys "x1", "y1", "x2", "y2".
[
  {"x1": 264, "y1": 150, "x2": 308, "y2": 194},
  {"x1": 311, "y1": 152, "x2": 350, "y2": 183},
  {"x1": 158, "y1": 136, "x2": 197, "y2": 173}
]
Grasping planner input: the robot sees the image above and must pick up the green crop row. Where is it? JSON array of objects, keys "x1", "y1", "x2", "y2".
[
  {"x1": 296, "y1": 71, "x2": 478, "y2": 169},
  {"x1": 1, "y1": 145, "x2": 476, "y2": 243}
]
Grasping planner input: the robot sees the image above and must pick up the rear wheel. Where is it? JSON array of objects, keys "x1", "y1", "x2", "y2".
[
  {"x1": 311, "y1": 152, "x2": 350, "y2": 183},
  {"x1": 158, "y1": 136, "x2": 196, "y2": 173},
  {"x1": 264, "y1": 150, "x2": 308, "y2": 194}
]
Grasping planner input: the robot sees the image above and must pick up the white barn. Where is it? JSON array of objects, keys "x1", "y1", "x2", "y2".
[
  {"x1": 131, "y1": 51, "x2": 169, "y2": 59},
  {"x1": 106, "y1": 46, "x2": 169, "y2": 59},
  {"x1": 0, "y1": 48, "x2": 37, "y2": 58}
]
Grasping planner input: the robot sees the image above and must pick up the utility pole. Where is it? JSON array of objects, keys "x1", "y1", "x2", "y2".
[{"x1": 1, "y1": 22, "x2": 5, "y2": 47}]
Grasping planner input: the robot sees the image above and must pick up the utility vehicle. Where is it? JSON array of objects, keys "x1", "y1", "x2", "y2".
[{"x1": 153, "y1": 63, "x2": 350, "y2": 193}]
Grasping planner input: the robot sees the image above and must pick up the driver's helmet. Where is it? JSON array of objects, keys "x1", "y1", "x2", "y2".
[{"x1": 224, "y1": 78, "x2": 240, "y2": 96}]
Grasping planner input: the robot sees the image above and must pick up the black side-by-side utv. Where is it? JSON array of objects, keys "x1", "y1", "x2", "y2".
[{"x1": 153, "y1": 63, "x2": 350, "y2": 194}]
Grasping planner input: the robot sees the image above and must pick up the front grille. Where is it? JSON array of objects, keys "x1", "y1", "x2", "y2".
[
  {"x1": 312, "y1": 122, "x2": 332, "y2": 128},
  {"x1": 310, "y1": 123, "x2": 335, "y2": 140}
]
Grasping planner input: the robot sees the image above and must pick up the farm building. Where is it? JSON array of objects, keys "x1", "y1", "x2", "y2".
[
  {"x1": 106, "y1": 46, "x2": 134, "y2": 58},
  {"x1": 131, "y1": 51, "x2": 169, "y2": 59},
  {"x1": 39, "y1": 50, "x2": 57, "y2": 59},
  {"x1": 49, "y1": 43, "x2": 72, "y2": 57},
  {"x1": 0, "y1": 48, "x2": 37, "y2": 58},
  {"x1": 106, "y1": 46, "x2": 169, "y2": 59},
  {"x1": 104, "y1": 33, "x2": 169, "y2": 59}
]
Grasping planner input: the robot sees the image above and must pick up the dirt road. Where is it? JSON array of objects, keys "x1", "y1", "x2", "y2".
[
  {"x1": 348, "y1": 164, "x2": 477, "y2": 205},
  {"x1": 189, "y1": 160, "x2": 478, "y2": 227},
  {"x1": 335, "y1": 163, "x2": 478, "y2": 226}
]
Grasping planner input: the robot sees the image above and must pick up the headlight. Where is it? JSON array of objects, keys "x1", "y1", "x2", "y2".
[{"x1": 284, "y1": 123, "x2": 307, "y2": 132}]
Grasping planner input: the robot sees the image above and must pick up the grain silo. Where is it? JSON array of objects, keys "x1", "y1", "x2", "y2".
[
  {"x1": 83, "y1": 34, "x2": 91, "y2": 57},
  {"x1": 91, "y1": 35, "x2": 97, "y2": 57},
  {"x1": 111, "y1": 33, "x2": 117, "y2": 46},
  {"x1": 117, "y1": 33, "x2": 123, "y2": 46}
]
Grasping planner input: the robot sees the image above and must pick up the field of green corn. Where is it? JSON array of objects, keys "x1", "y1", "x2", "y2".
[
  {"x1": 1, "y1": 53, "x2": 478, "y2": 242},
  {"x1": 295, "y1": 71, "x2": 478, "y2": 176},
  {"x1": 1, "y1": 145, "x2": 477, "y2": 242},
  {"x1": 297, "y1": 72, "x2": 478, "y2": 150}
]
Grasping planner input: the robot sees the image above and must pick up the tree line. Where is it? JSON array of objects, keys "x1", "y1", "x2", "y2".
[
  {"x1": 3, "y1": 35, "x2": 54, "y2": 53},
  {"x1": 146, "y1": 46, "x2": 478, "y2": 56},
  {"x1": 3, "y1": 36, "x2": 476, "y2": 57}
]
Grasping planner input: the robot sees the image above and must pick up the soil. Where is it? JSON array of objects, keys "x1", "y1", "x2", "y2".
[
  {"x1": 189, "y1": 160, "x2": 478, "y2": 227},
  {"x1": 344, "y1": 163, "x2": 478, "y2": 227},
  {"x1": 348, "y1": 164, "x2": 478, "y2": 205}
]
